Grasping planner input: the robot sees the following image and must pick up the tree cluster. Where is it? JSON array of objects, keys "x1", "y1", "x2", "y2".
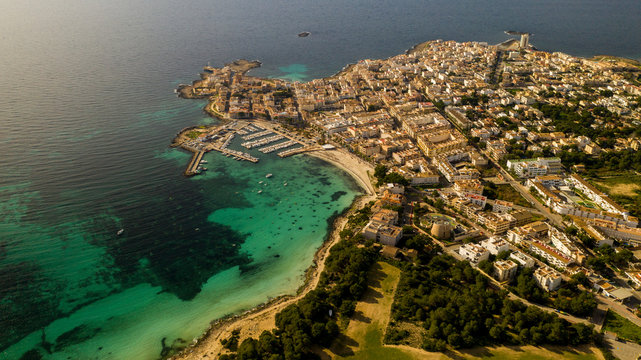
[
  {"x1": 594, "y1": 245, "x2": 635, "y2": 269},
  {"x1": 512, "y1": 267, "x2": 597, "y2": 317},
  {"x1": 390, "y1": 255, "x2": 595, "y2": 351},
  {"x1": 220, "y1": 239, "x2": 377, "y2": 360},
  {"x1": 347, "y1": 203, "x2": 372, "y2": 227},
  {"x1": 373, "y1": 164, "x2": 409, "y2": 186},
  {"x1": 531, "y1": 103, "x2": 635, "y2": 143}
]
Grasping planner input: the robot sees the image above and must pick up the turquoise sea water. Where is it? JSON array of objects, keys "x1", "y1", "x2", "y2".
[
  {"x1": 272, "y1": 64, "x2": 310, "y2": 82},
  {"x1": 1, "y1": 0, "x2": 640, "y2": 358},
  {"x1": 1, "y1": 130, "x2": 360, "y2": 359}
]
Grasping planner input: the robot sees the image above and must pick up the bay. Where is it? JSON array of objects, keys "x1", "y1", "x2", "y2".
[{"x1": 1, "y1": 0, "x2": 640, "y2": 358}]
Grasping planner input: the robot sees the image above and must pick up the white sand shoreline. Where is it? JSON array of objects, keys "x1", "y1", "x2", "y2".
[{"x1": 306, "y1": 148, "x2": 376, "y2": 196}]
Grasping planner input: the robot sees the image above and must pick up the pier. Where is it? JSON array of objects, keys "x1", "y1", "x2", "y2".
[
  {"x1": 242, "y1": 129, "x2": 271, "y2": 140},
  {"x1": 216, "y1": 147, "x2": 259, "y2": 162},
  {"x1": 241, "y1": 135, "x2": 284, "y2": 149},
  {"x1": 278, "y1": 146, "x2": 319, "y2": 158},
  {"x1": 184, "y1": 151, "x2": 205, "y2": 176},
  {"x1": 258, "y1": 140, "x2": 298, "y2": 153}
]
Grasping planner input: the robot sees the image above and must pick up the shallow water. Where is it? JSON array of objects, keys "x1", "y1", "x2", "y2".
[{"x1": 1, "y1": 0, "x2": 640, "y2": 358}]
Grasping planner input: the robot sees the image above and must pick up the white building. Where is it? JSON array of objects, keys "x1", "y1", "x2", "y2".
[
  {"x1": 384, "y1": 183, "x2": 405, "y2": 195},
  {"x1": 493, "y1": 200, "x2": 514, "y2": 213},
  {"x1": 362, "y1": 221, "x2": 403, "y2": 246},
  {"x1": 510, "y1": 250, "x2": 536, "y2": 268},
  {"x1": 626, "y1": 271, "x2": 641, "y2": 288},
  {"x1": 567, "y1": 174, "x2": 631, "y2": 218},
  {"x1": 529, "y1": 240, "x2": 574, "y2": 268},
  {"x1": 534, "y1": 266, "x2": 562, "y2": 292},
  {"x1": 549, "y1": 227, "x2": 586, "y2": 264},
  {"x1": 458, "y1": 243, "x2": 490, "y2": 265},
  {"x1": 464, "y1": 193, "x2": 487, "y2": 208},
  {"x1": 480, "y1": 237, "x2": 511, "y2": 255},
  {"x1": 506, "y1": 157, "x2": 562, "y2": 178},
  {"x1": 494, "y1": 260, "x2": 518, "y2": 281}
]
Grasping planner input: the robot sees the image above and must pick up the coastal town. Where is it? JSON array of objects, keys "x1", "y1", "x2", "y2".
[{"x1": 173, "y1": 37, "x2": 641, "y2": 360}]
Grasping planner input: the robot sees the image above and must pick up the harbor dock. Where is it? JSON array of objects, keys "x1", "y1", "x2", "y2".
[
  {"x1": 242, "y1": 135, "x2": 284, "y2": 149},
  {"x1": 174, "y1": 120, "x2": 317, "y2": 176},
  {"x1": 242, "y1": 129, "x2": 271, "y2": 140},
  {"x1": 258, "y1": 140, "x2": 298, "y2": 153},
  {"x1": 278, "y1": 146, "x2": 319, "y2": 158},
  {"x1": 184, "y1": 151, "x2": 205, "y2": 176}
]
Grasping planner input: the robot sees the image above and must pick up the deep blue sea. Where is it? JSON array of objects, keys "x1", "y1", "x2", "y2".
[{"x1": 1, "y1": 0, "x2": 640, "y2": 358}]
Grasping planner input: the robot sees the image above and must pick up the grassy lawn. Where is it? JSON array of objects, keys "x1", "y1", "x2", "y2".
[
  {"x1": 341, "y1": 327, "x2": 418, "y2": 360},
  {"x1": 457, "y1": 345, "x2": 600, "y2": 359},
  {"x1": 186, "y1": 130, "x2": 202, "y2": 139},
  {"x1": 587, "y1": 173, "x2": 641, "y2": 217},
  {"x1": 495, "y1": 184, "x2": 532, "y2": 208},
  {"x1": 603, "y1": 309, "x2": 641, "y2": 344},
  {"x1": 577, "y1": 200, "x2": 596, "y2": 209},
  {"x1": 329, "y1": 261, "x2": 416, "y2": 360},
  {"x1": 592, "y1": 174, "x2": 641, "y2": 197}
]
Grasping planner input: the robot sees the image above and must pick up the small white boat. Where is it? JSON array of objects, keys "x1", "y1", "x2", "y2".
[
  {"x1": 259, "y1": 180, "x2": 264, "y2": 184},
  {"x1": 258, "y1": 190, "x2": 263, "y2": 194},
  {"x1": 283, "y1": 182, "x2": 288, "y2": 186},
  {"x1": 200, "y1": 160, "x2": 208, "y2": 164},
  {"x1": 117, "y1": 229, "x2": 124, "y2": 236},
  {"x1": 266, "y1": 173, "x2": 273, "y2": 178}
]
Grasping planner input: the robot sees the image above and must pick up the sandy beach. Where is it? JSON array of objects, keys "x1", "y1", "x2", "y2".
[
  {"x1": 170, "y1": 150, "x2": 375, "y2": 360},
  {"x1": 307, "y1": 149, "x2": 376, "y2": 196}
]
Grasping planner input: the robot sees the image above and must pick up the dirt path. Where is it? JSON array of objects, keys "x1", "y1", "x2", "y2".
[{"x1": 319, "y1": 261, "x2": 417, "y2": 359}]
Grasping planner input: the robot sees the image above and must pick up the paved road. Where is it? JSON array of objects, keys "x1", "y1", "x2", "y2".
[
  {"x1": 495, "y1": 166, "x2": 565, "y2": 228},
  {"x1": 445, "y1": 246, "x2": 595, "y2": 326},
  {"x1": 606, "y1": 338, "x2": 641, "y2": 360},
  {"x1": 598, "y1": 294, "x2": 641, "y2": 327}
]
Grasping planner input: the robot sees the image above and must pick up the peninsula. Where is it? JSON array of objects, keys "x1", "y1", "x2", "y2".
[{"x1": 171, "y1": 39, "x2": 641, "y2": 360}]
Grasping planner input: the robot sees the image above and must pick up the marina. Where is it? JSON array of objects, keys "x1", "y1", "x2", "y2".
[{"x1": 172, "y1": 120, "x2": 317, "y2": 176}]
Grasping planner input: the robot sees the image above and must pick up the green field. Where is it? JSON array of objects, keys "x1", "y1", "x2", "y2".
[
  {"x1": 458, "y1": 345, "x2": 600, "y2": 360},
  {"x1": 495, "y1": 184, "x2": 532, "y2": 208},
  {"x1": 592, "y1": 174, "x2": 641, "y2": 197},
  {"x1": 332, "y1": 262, "x2": 415, "y2": 360},
  {"x1": 587, "y1": 173, "x2": 641, "y2": 218},
  {"x1": 603, "y1": 310, "x2": 641, "y2": 344}
]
